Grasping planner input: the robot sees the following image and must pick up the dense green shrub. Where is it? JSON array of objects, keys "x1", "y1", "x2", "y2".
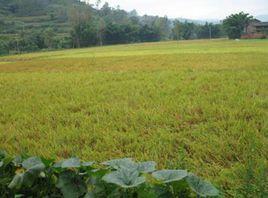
[{"x1": 0, "y1": 151, "x2": 219, "y2": 197}]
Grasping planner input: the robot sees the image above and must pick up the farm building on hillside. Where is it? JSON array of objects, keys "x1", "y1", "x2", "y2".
[{"x1": 242, "y1": 21, "x2": 268, "y2": 39}]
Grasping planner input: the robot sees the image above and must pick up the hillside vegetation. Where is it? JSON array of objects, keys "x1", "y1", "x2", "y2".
[
  {"x1": 0, "y1": 0, "x2": 78, "y2": 33},
  {"x1": 0, "y1": 39, "x2": 267, "y2": 197},
  {"x1": 0, "y1": 0, "x2": 225, "y2": 55}
]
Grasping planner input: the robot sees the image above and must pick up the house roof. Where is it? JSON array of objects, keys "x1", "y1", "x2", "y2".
[{"x1": 253, "y1": 22, "x2": 268, "y2": 27}]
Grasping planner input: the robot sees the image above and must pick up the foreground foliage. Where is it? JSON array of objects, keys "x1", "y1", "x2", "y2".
[{"x1": 0, "y1": 151, "x2": 219, "y2": 197}]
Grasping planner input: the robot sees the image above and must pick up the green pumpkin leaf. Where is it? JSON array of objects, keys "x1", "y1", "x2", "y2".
[
  {"x1": 186, "y1": 173, "x2": 219, "y2": 197},
  {"x1": 81, "y1": 161, "x2": 94, "y2": 167},
  {"x1": 0, "y1": 161, "x2": 3, "y2": 168},
  {"x1": 102, "y1": 158, "x2": 136, "y2": 170},
  {"x1": 102, "y1": 159, "x2": 156, "y2": 173},
  {"x1": 102, "y1": 167, "x2": 146, "y2": 188},
  {"x1": 61, "y1": 158, "x2": 81, "y2": 168},
  {"x1": 9, "y1": 157, "x2": 46, "y2": 189},
  {"x1": 22, "y1": 157, "x2": 44, "y2": 170},
  {"x1": 27, "y1": 163, "x2": 46, "y2": 175},
  {"x1": 137, "y1": 161, "x2": 157, "y2": 173},
  {"x1": 152, "y1": 170, "x2": 187, "y2": 183},
  {"x1": 25, "y1": 165, "x2": 46, "y2": 187},
  {"x1": 56, "y1": 171, "x2": 87, "y2": 198}
]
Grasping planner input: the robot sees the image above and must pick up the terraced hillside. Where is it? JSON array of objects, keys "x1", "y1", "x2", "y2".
[{"x1": 0, "y1": 0, "x2": 84, "y2": 40}]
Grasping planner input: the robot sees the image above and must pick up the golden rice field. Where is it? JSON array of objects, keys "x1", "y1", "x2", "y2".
[{"x1": 0, "y1": 39, "x2": 267, "y2": 196}]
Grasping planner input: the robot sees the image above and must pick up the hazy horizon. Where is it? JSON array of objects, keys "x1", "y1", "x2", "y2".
[{"x1": 86, "y1": 0, "x2": 268, "y2": 20}]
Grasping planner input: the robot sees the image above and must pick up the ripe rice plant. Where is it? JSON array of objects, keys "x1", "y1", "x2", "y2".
[{"x1": 0, "y1": 39, "x2": 267, "y2": 196}]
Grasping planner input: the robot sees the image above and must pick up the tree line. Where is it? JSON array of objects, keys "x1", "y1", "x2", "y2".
[{"x1": 0, "y1": 0, "x2": 256, "y2": 55}]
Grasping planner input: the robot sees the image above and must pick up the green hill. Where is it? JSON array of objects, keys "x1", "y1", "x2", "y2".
[
  {"x1": 0, "y1": 0, "x2": 225, "y2": 55},
  {"x1": 0, "y1": 0, "x2": 88, "y2": 37}
]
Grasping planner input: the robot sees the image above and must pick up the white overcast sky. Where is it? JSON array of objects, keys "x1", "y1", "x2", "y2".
[{"x1": 89, "y1": 0, "x2": 268, "y2": 20}]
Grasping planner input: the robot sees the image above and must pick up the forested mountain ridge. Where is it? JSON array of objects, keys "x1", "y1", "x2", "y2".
[{"x1": 0, "y1": 0, "x2": 224, "y2": 55}]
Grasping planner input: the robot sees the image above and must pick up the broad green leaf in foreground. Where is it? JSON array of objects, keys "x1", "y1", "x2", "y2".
[
  {"x1": 152, "y1": 170, "x2": 187, "y2": 183},
  {"x1": 9, "y1": 164, "x2": 46, "y2": 189},
  {"x1": 22, "y1": 157, "x2": 46, "y2": 183},
  {"x1": 22, "y1": 157, "x2": 45, "y2": 170},
  {"x1": 56, "y1": 171, "x2": 87, "y2": 198},
  {"x1": 54, "y1": 158, "x2": 94, "y2": 169},
  {"x1": 102, "y1": 158, "x2": 136, "y2": 170},
  {"x1": 61, "y1": 157, "x2": 81, "y2": 168},
  {"x1": 137, "y1": 161, "x2": 157, "y2": 173},
  {"x1": 8, "y1": 157, "x2": 46, "y2": 189},
  {"x1": 81, "y1": 161, "x2": 95, "y2": 167},
  {"x1": 24, "y1": 163, "x2": 46, "y2": 178},
  {"x1": 2, "y1": 150, "x2": 220, "y2": 196},
  {"x1": 102, "y1": 158, "x2": 156, "y2": 173},
  {"x1": 186, "y1": 173, "x2": 219, "y2": 197},
  {"x1": 102, "y1": 167, "x2": 146, "y2": 188},
  {"x1": 54, "y1": 157, "x2": 81, "y2": 169}
]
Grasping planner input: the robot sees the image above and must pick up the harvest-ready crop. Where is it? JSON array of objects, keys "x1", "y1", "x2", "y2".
[
  {"x1": 0, "y1": 151, "x2": 219, "y2": 197},
  {"x1": 1, "y1": 39, "x2": 267, "y2": 197}
]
